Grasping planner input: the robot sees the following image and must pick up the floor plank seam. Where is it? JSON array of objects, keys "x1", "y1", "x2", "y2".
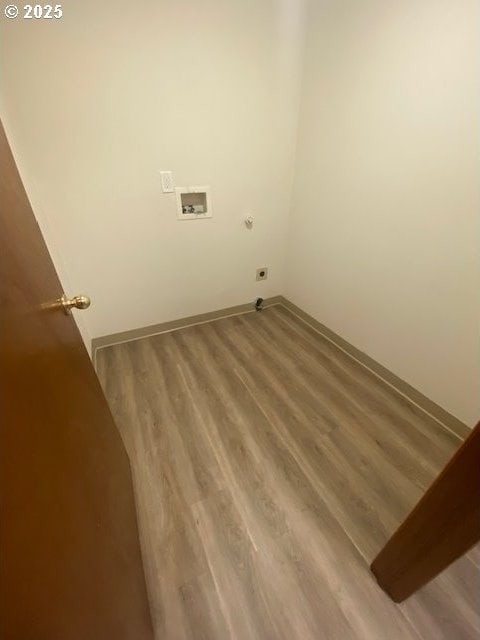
[
  {"x1": 96, "y1": 307, "x2": 478, "y2": 640},
  {"x1": 278, "y1": 303, "x2": 465, "y2": 444},
  {"x1": 93, "y1": 303, "x2": 285, "y2": 360}
]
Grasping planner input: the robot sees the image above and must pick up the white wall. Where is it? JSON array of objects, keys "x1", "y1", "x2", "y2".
[
  {"x1": 285, "y1": 0, "x2": 480, "y2": 426},
  {"x1": 1, "y1": 0, "x2": 305, "y2": 339},
  {"x1": 3, "y1": 0, "x2": 478, "y2": 426}
]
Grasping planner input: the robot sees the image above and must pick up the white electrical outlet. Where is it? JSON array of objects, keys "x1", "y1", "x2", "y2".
[
  {"x1": 256, "y1": 267, "x2": 268, "y2": 281},
  {"x1": 160, "y1": 171, "x2": 174, "y2": 193}
]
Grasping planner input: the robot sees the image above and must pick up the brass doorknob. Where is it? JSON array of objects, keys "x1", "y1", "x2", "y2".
[{"x1": 59, "y1": 294, "x2": 91, "y2": 314}]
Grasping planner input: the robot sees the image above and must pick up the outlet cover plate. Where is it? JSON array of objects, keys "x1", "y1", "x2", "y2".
[{"x1": 160, "y1": 171, "x2": 174, "y2": 193}]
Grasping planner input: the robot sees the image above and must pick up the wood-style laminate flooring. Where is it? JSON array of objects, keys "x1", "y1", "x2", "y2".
[{"x1": 97, "y1": 305, "x2": 479, "y2": 639}]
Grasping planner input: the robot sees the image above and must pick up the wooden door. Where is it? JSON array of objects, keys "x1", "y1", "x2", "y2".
[
  {"x1": 371, "y1": 421, "x2": 480, "y2": 602},
  {"x1": 0, "y1": 121, "x2": 154, "y2": 640}
]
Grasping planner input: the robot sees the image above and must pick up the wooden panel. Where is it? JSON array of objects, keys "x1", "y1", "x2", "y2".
[
  {"x1": 371, "y1": 421, "x2": 480, "y2": 602},
  {"x1": 0, "y1": 121, "x2": 153, "y2": 639}
]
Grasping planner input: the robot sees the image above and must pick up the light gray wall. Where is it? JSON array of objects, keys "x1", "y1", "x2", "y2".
[
  {"x1": 1, "y1": 0, "x2": 305, "y2": 341},
  {"x1": 2, "y1": 0, "x2": 478, "y2": 426},
  {"x1": 285, "y1": 0, "x2": 480, "y2": 425}
]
